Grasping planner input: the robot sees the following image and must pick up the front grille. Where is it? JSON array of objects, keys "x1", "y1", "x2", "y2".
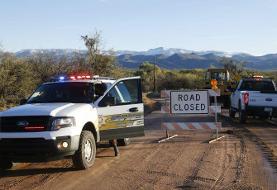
[{"x1": 0, "y1": 116, "x2": 51, "y2": 132}]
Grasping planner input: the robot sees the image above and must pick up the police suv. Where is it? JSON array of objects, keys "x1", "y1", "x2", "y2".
[
  {"x1": 230, "y1": 76, "x2": 277, "y2": 123},
  {"x1": 0, "y1": 75, "x2": 144, "y2": 170}
]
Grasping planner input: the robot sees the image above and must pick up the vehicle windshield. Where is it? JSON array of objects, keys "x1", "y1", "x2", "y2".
[
  {"x1": 239, "y1": 80, "x2": 275, "y2": 91},
  {"x1": 210, "y1": 72, "x2": 227, "y2": 81},
  {"x1": 27, "y1": 82, "x2": 94, "y2": 103}
]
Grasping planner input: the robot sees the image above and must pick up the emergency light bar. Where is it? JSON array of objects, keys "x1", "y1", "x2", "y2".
[
  {"x1": 252, "y1": 75, "x2": 263, "y2": 78},
  {"x1": 69, "y1": 75, "x2": 91, "y2": 80},
  {"x1": 50, "y1": 74, "x2": 115, "y2": 82},
  {"x1": 50, "y1": 74, "x2": 92, "y2": 82}
]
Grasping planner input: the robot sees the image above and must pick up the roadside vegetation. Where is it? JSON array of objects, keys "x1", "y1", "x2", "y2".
[{"x1": 0, "y1": 34, "x2": 276, "y2": 111}]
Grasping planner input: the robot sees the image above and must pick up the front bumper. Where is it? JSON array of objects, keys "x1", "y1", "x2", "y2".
[
  {"x1": 246, "y1": 106, "x2": 277, "y2": 117},
  {"x1": 0, "y1": 135, "x2": 79, "y2": 162}
]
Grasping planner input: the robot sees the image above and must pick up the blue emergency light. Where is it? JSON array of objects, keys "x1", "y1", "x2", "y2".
[{"x1": 59, "y1": 76, "x2": 65, "y2": 81}]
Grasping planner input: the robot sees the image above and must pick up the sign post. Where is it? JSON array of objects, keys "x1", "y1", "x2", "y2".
[{"x1": 214, "y1": 94, "x2": 218, "y2": 139}]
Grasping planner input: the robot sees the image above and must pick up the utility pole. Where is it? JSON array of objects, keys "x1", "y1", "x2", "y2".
[{"x1": 153, "y1": 56, "x2": 156, "y2": 93}]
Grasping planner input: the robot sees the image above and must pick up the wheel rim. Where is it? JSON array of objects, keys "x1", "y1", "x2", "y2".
[{"x1": 84, "y1": 139, "x2": 93, "y2": 162}]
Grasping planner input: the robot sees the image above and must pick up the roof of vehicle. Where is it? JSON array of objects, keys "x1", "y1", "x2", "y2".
[
  {"x1": 44, "y1": 75, "x2": 115, "y2": 85},
  {"x1": 242, "y1": 77, "x2": 273, "y2": 81},
  {"x1": 43, "y1": 76, "x2": 141, "y2": 85},
  {"x1": 44, "y1": 79, "x2": 115, "y2": 85}
]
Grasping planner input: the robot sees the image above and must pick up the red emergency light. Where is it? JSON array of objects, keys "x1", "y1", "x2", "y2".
[
  {"x1": 24, "y1": 125, "x2": 46, "y2": 132},
  {"x1": 242, "y1": 92, "x2": 249, "y2": 105},
  {"x1": 69, "y1": 75, "x2": 91, "y2": 80}
]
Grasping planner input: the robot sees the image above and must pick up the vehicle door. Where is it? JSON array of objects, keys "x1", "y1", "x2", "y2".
[{"x1": 96, "y1": 77, "x2": 144, "y2": 140}]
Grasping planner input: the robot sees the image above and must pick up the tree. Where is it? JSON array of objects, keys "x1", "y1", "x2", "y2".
[
  {"x1": 135, "y1": 62, "x2": 161, "y2": 92},
  {"x1": 81, "y1": 31, "x2": 116, "y2": 76},
  {"x1": 0, "y1": 54, "x2": 35, "y2": 106},
  {"x1": 219, "y1": 57, "x2": 246, "y2": 81}
]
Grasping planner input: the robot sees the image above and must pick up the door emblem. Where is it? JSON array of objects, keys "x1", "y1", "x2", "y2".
[{"x1": 16, "y1": 121, "x2": 29, "y2": 127}]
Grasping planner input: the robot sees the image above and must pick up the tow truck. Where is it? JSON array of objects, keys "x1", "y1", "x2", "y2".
[
  {"x1": 230, "y1": 76, "x2": 277, "y2": 123},
  {"x1": 0, "y1": 75, "x2": 144, "y2": 170}
]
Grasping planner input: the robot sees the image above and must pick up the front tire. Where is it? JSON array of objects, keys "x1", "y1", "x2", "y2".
[
  {"x1": 0, "y1": 159, "x2": 13, "y2": 171},
  {"x1": 117, "y1": 138, "x2": 131, "y2": 146},
  {"x1": 72, "y1": 130, "x2": 96, "y2": 170}
]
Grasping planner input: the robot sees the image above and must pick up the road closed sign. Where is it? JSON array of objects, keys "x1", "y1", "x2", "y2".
[{"x1": 170, "y1": 90, "x2": 208, "y2": 114}]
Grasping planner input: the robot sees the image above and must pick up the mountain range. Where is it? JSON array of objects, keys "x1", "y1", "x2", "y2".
[{"x1": 14, "y1": 48, "x2": 277, "y2": 70}]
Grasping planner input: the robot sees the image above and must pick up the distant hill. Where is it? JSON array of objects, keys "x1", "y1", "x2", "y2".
[
  {"x1": 117, "y1": 53, "x2": 223, "y2": 69},
  {"x1": 232, "y1": 53, "x2": 277, "y2": 70},
  {"x1": 15, "y1": 49, "x2": 86, "y2": 58},
  {"x1": 15, "y1": 48, "x2": 277, "y2": 70}
]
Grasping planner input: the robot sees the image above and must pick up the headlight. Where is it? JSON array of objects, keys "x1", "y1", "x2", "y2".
[{"x1": 52, "y1": 117, "x2": 75, "y2": 130}]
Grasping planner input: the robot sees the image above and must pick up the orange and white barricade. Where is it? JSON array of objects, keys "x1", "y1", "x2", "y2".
[{"x1": 161, "y1": 122, "x2": 222, "y2": 131}]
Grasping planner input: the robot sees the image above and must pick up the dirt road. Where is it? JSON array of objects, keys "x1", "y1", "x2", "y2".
[{"x1": 0, "y1": 112, "x2": 276, "y2": 190}]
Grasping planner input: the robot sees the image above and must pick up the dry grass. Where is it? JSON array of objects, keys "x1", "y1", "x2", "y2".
[{"x1": 143, "y1": 93, "x2": 159, "y2": 115}]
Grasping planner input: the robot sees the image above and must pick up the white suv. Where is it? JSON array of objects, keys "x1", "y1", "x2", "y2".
[{"x1": 0, "y1": 75, "x2": 144, "y2": 170}]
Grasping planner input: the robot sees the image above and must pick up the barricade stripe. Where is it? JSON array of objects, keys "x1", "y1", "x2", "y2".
[
  {"x1": 161, "y1": 122, "x2": 222, "y2": 130},
  {"x1": 173, "y1": 123, "x2": 183, "y2": 130},
  {"x1": 179, "y1": 123, "x2": 188, "y2": 130},
  {"x1": 188, "y1": 123, "x2": 197, "y2": 130},
  {"x1": 201, "y1": 123, "x2": 210, "y2": 130},
  {"x1": 194, "y1": 123, "x2": 203, "y2": 129},
  {"x1": 167, "y1": 123, "x2": 175, "y2": 130}
]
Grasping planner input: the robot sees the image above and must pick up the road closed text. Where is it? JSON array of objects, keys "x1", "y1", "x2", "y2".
[{"x1": 170, "y1": 91, "x2": 208, "y2": 114}]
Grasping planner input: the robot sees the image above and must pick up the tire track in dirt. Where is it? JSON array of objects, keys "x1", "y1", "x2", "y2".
[
  {"x1": 0, "y1": 175, "x2": 33, "y2": 190},
  {"x1": 234, "y1": 131, "x2": 246, "y2": 184},
  {"x1": 0, "y1": 161, "x2": 73, "y2": 190},
  {"x1": 37, "y1": 137, "x2": 162, "y2": 190},
  {"x1": 243, "y1": 127, "x2": 277, "y2": 173},
  {"x1": 209, "y1": 137, "x2": 233, "y2": 190},
  {"x1": 180, "y1": 144, "x2": 212, "y2": 189},
  {"x1": 229, "y1": 117, "x2": 277, "y2": 173},
  {"x1": 0, "y1": 164, "x2": 34, "y2": 190},
  {"x1": 24, "y1": 161, "x2": 73, "y2": 190},
  {"x1": 0, "y1": 144, "x2": 115, "y2": 190},
  {"x1": 128, "y1": 139, "x2": 189, "y2": 189}
]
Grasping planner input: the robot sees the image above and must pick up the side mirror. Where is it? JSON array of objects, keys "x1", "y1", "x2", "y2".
[
  {"x1": 99, "y1": 96, "x2": 116, "y2": 107},
  {"x1": 20, "y1": 98, "x2": 27, "y2": 105}
]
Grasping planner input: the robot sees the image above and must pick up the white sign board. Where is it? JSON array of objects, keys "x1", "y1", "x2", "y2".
[{"x1": 170, "y1": 90, "x2": 209, "y2": 114}]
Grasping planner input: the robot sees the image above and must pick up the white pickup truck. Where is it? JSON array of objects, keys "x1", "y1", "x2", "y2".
[
  {"x1": 0, "y1": 75, "x2": 144, "y2": 170},
  {"x1": 230, "y1": 77, "x2": 277, "y2": 123}
]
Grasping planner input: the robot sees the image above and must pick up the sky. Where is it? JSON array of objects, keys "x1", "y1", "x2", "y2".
[{"x1": 0, "y1": 0, "x2": 277, "y2": 55}]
